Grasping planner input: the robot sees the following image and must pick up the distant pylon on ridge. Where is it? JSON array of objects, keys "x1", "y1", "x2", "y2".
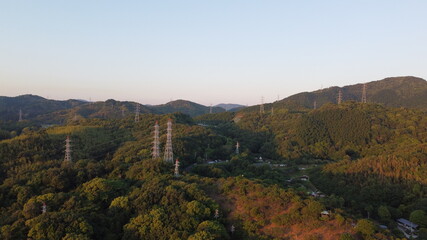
[
  {"x1": 271, "y1": 106, "x2": 274, "y2": 115},
  {"x1": 19, "y1": 109, "x2": 23, "y2": 122},
  {"x1": 64, "y1": 136, "x2": 72, "y2": 162},
  {"x1": 174, "y1": 159, "x2": 180, "y2": 177},
  {"x1": 73, "y1": 113, "x2": 78, "y2": 121},
  {"x1": 135, "y1": 103, "x2": 140, "y2": 122},
  {"x1": 260, "y1": 97, "x2": 265, "y2": 114},
  {"x1": 152, "y1": 121, "x2": 161, "y2": 159},
  {"x1": 164, "y1": 119, "x2": 174, "y2": 163},
  {"x1": 314, "y1": 100, "x2": 317, "y2": 109},
  {"x1": 235, "y1": 142, "x2": 240, "y2": 154},
  {"x1": 209, "y1": 104, "x2": 213, "y2": 114},
  {"x1": 362, "y1": 83, "x2": 367, "y2": 103},
  {"x1": 337, "y1": 89, "x2": 343, "y2": 104},
  {"x1": 42, "y1": 202, "x2": 47, "y2": 214}
]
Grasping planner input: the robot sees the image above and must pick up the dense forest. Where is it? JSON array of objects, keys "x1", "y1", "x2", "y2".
[
  {"x1": 195, "y1": 101, "x2": 427, "y2": 239},
  {"x1": 1, "y1": 79, "x2": 427, "y2": 239},
  {"x1": 0, "y1": 113, "x2": 360, "y2": 240}
]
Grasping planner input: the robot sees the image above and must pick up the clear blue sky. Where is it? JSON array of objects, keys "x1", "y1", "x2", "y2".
[{"x1": 1, "y1": 1, "x2": 426, "y2": 105}]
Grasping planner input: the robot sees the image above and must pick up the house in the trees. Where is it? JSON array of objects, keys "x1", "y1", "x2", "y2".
[
  {"x1": 396, "y1": 218, "x2": 418, "y2": 239},
  {"x1": 299, "y1": 175, "x2": 309, "y2": 181},
  {"x1": 320, "y1": 210, "x2": 330, "y2": 216}
]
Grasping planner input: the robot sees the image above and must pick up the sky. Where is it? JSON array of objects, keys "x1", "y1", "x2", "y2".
[{"x1": 1, "y1": 1, "x2": 426, "y2": 106}]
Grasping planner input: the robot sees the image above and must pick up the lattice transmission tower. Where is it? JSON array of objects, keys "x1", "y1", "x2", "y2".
[
  {"x1": 174, "y1": 159, "x2": 180, "y2": 177},
  {"x1": 260, "y1": 97, "x2": 265, "y2": 114},
  {"x1": 19, "y1": 109, "x2": 23, "y2": 122},
  {"x1": 214, "y1": 209, "x2": 220, "y2": 219},
  {"x1": 152, "y1": 121, "x2": 161, "y2": 159},
  {"x1": 135, "y1": 103, "x2": 140, "y2": 122},
  {"x1": 42, "y1": 202, "x2": 47, "y2": 214},
  {"x1": 337, "y1": 89, "x2": 343, "y2": 104},
  {"x1": 231, "y1": 225, "x2": 235, "y2": 235},
  {"x1": 361, "y1": 83, "x2": 367, "y2": 103},
  {"x1": 64, "y1": 136, "x2": 72, "y2": 162},
  {"x1": 164, "y1": 119, "x2": 174, "y2": 163}
]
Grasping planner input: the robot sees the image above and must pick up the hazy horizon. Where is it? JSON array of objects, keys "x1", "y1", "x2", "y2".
[
  {"x1": 1, "y1": 1, "x2": 427, "y2": 105},
  {"x1": 1, "y1": 74, "x2": 425, "y2": 107}
]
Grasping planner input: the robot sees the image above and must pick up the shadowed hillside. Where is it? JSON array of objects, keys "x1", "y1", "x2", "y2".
[
  {"x1": 36, "y1": 99, "x2": 154, "y2": 123},
  {"x1": 0, "y1": 95, "x2": 85, "y2": 122}
]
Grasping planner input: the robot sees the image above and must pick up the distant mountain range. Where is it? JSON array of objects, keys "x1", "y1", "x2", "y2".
[
  {"x1": 1, "y1": 76, "x2": 426, "y2": 123},
  {"x1": 0, "y1": 96, "x2": 228, "y2": 123}
]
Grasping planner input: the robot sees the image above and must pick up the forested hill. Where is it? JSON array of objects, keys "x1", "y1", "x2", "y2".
[
  {"x1": 195, "y1": 101, "x2": 427, "y2": 238},
  {"x1": 240, "y1": 76, "x2": 427, "y2": 113},
  {"x1": 281, "y1": 76, "x2": 427, "y2": 109},
  {"x1": 36, "y1": 100, "x2": 154, "y2": 124},
  {"x1": 287, "y1": 76, "x2": 427, "y2": 108},
  {"x1": 0, "y1": 95, "x2": 85, "y2": 122},
  {"x1": 150, "y1": 99, "x2": 225, "y2": 117}
]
